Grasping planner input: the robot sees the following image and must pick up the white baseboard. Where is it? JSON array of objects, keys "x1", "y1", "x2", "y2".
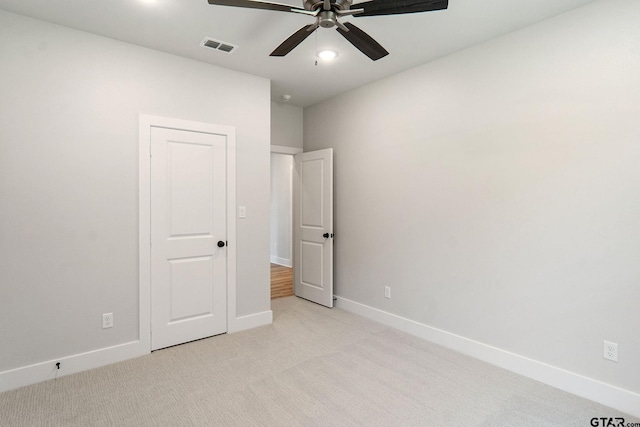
[
  {"x1": 270, "y1": 256, "x2": 292, "y2": 268},
  {"x1": 1, "y1": 310, "x2": 274, "y2": 393},
  {"x1": 228, "y1": 310, "x2": 273, "y2": 333},
  {"x1": 335, "y1": 296, "x2": 640, "y2": 418},
  {"x1": 0, "y1": 340, "x2": 148, "y2": 393}
]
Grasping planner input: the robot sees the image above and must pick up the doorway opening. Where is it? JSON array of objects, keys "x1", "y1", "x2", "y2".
[{"x1": 270, "y1": 146, "x2": 301, "y2": 299}]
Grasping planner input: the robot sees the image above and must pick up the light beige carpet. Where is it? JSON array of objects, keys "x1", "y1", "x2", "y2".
[{"x1": 1, "y1": 296, "x2": 637, "y2": 426}]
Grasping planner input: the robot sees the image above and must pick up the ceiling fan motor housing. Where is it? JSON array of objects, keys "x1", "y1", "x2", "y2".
[
  {"x1": 318, "y1": 11, "x2": 337, "y2": 27},
  {"x1": 303, "y1": 0, "x2": 352, "y2": 11}
]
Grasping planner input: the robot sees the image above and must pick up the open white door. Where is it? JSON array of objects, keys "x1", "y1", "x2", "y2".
[{"x1": 293, "y1": 148, "x2": 333, "y2": 308}]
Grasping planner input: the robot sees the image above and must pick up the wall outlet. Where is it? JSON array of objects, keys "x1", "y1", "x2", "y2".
[
  {"x1": 102, "y1": 312, "x2": 113, "y2": 329},
  {"x1": 603, "y1": 340, "x2": 618, "y2": 362},
  {"x1": 384, "y1": 286, "x2": 391, "y2": 299}
]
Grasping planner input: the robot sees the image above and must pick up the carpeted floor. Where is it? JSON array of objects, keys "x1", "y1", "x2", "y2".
[{"x1": 0, "y1": 296, "x2": 637, "y2": 426}]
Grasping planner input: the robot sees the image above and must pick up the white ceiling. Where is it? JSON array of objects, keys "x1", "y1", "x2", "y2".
[{"x1": 0, "y1": 0, "x2": 598, "y2": 107}]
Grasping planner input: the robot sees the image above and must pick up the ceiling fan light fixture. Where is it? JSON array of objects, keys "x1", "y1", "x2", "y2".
[
  {"x1": 207, "y1": 0, "x2": 448, "y2": 60},
  {"x1": 317, "y1": 49, "x2": 338, "y2": 60}
]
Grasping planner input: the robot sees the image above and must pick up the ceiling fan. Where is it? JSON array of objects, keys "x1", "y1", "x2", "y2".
[{"x1": 206, "y1": 0, "x2": 448, "y2": 60}]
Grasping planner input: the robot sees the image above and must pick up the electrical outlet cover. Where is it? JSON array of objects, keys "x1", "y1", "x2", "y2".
[
  {"x1": 603, "y1": 340, "x2": 618, "y2": 362},
  {"x1": 102, "y1": 313, "x2": 113, "y2": 329}
]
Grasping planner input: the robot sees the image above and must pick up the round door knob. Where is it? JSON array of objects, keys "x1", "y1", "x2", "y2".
[
  {"x1": 323, "y1": 233, "x2": 330, "y2": 238},
  {"x1": 217, "y1": 241, "x2": 226, "y2": 248}
]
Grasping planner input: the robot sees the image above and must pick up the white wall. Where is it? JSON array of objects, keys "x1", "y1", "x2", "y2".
[
  {"x1": 270, "y1": 154, "x2": 293, "y2": 266},
  {"x1": 0, "y1": 10, "x2": 271, "y2": 377},
  {"x1": 304, "y1": 0, "x2": 640, "y2": 411},
  {"x1": 271, "y1": 102, "x2": 303, "y2": 149}
]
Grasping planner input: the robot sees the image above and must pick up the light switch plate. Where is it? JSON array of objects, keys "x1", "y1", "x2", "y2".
[{"x1": 239, "y1": 206, "x2": 246, "y2": 219}]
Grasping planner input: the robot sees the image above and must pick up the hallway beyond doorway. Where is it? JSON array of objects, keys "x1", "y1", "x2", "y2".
[{"x1": 270, "y1": 263, "x2": 293, "y2": 299}]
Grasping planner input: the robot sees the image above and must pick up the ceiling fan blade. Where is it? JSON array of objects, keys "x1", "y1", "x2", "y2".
[
  {"x1": 336, "y1": 22, "x2": 388, "y2": 61},
  {"x1": 207, "y1": 0, "x2": 307, "y2": 13},
  {"x1": 352, "y1": 0, "x2": 447, "y2": 17},
  {"x1": 270, "y1": 24, "x2": 317, "y2": 57}
]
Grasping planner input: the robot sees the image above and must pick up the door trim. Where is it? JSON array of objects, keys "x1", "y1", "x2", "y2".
[
  {"x1": 139, "y1": 114, "x2": 236, "y2": 351},
  {"x1": 271, "y1": 145, "x2": 302, "y2": 155}
]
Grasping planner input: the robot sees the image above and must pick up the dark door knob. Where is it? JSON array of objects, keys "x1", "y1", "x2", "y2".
[
  {"x1": 323, "y1": 233, "x2": 329, "y2": 238},
  {"x1": 217, "y1": 240, "x2": 226, "y2": 248}
]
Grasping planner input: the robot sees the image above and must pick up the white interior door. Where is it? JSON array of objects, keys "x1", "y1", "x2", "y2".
[
  {"x1": 293, "y1": 148, "x2": 333, "y2": 307},
  {"x1": 150, "y1": 126, "x2": 227, "y2": 350}
]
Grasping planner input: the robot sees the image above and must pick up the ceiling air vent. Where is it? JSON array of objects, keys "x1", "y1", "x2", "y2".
[{"x1": 201, "y1": 38, "x2": 238, "y2": 54}]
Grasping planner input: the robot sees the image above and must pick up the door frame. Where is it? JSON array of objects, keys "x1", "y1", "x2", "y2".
[
  {"x1": 139, "y1": 114, "x2": 236, "y2": 351},
  {"x1": 271, "y1": 145, "x2": 302, "y2": 156}
]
